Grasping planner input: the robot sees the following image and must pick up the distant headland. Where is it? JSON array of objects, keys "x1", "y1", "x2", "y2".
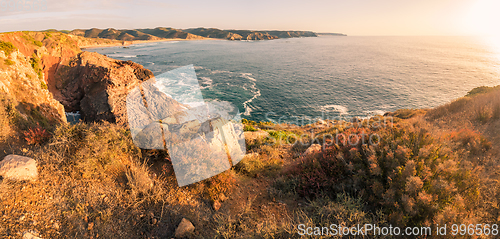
[
  {"x1": 316, "y1": 32, "x2": 348, "y2": 36},
  {"x1": 61, "y1": 27, "x2": 346, "y2": 41}
]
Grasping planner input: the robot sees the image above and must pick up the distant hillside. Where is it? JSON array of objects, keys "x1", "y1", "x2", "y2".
[
  {"x1": 184, "y1": 28, "x2": 317, "y2": 40},
  {"x1": 183, "y1": 28, "x2": 243, "y2": 40},
  {"x1": 135, "y1": 27, "x2": 204, "y2": 40},
  {"x1": 69, "y1": 27, "x2": 204, "y2": 41},
  {"x1": 317, "y1": 32, "x2": 347, "y2": 36},
  {"x1": 260, "y1": 30, "x2": 317, "y2": 38},
  {"x1": 68, "y1": 27, "x2": 319, "y2": 41}
]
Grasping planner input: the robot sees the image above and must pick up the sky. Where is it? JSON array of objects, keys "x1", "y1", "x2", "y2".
[{"x1": 1, "y1": 0, "x2": 499, "y2": 36}]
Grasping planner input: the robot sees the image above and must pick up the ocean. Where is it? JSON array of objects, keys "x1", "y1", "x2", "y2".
[{"x1": 86, "y1": 36, "x2": 500, "y2": 124}]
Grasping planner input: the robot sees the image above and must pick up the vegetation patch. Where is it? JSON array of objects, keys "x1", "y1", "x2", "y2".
[
  {"x1": 4, "y1": 59, "x2": 14, "y2": 66},
  {"x1": 0, "y1": 41, "x2": 17, "y2": 56},
  {"x1": 30, "y1": 54, "x2": 43, "y2": 79},
  {"x1": 466, "y1": 85, "x2": 500, "y2": 97}
]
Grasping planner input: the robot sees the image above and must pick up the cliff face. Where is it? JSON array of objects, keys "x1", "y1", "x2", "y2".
[
  {"x1": 183, "y1": 28, "x2": 243, "y2": 40},
  {"x1": 54, "y1": 51, "x2": 155, "y2": 126},
  {"x1": 1, "y1": 31, "x2": 156, "y2": 128},
  {"x1": 0, "y1": 44, "x2": 67, "y2": 127},
  {"x1": 184, "y1": 28, "x2": 317, "y2": 40},
  {"x1": 261, "y1": 31, "x2": 317, "y2": 38},
  {"x1": 0, "y1": 31, "x2": 125, "y2": 88}
]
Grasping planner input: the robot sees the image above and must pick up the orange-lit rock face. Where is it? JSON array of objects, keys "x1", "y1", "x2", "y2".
[{"x1": 54, "y1": 51, "x2": 155, "y2": 126}]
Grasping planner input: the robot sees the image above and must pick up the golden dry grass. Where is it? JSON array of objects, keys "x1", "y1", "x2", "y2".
[{"x1": 1, "y1": 86, "x2": 500, "y2": 238}]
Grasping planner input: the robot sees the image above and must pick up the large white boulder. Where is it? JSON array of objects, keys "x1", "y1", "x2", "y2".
[{"x1": 0, "y1": 155, "x2": 38, "y2": 181}]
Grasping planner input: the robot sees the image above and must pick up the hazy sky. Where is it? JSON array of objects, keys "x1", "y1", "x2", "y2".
[{"x1": 1, "y1": 0, "x2": 499, "y2": 35}]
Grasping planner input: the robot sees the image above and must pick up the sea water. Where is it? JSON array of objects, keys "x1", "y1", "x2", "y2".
[{"x1": 86, "y1": 36, "x2": 500, "y2": 124}]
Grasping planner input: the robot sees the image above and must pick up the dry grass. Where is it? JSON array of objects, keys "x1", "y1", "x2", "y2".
[
  {"x1": 2, "y1": 86, "x2": 500, "y2": 238},
  {"x1": 0, "y1": 122, "x2": 242, "y2": 238}
]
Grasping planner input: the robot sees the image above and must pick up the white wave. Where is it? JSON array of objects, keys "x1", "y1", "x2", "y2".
[
  {"x1": 241, "y1": 73, "x2": 257, "y2": 82},
  {"x1": 210, "y1": 69, "x2": 232, "y2": 74},
  {"x1": 365, "y1": 110, "x2": 386, "y2": 116},
  {"x1": 242, "y1": 79, "x2": 261, "y2": 116},
  {"x1": 107, "y1": 54, "x2": 137, "y2": 58},
  {"x1": 199, "y1": 77, "x2": 213, "y2": 89},
  {"x1": 320, "y1": 105, "x2": 348, "y2": 115}
]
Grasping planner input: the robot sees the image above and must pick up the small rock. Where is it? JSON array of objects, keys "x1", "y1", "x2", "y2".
[
  {"x1": 244, "y1": 152, "x2": 259, "y2": 159},
  {"x1": 0, "y1": 155, "x2": 38, "y2": 181},
  {"x1": 219, "y1": 193, "x2": 227, "y2": 202},
  {"x1": 303, "y1": 144, "x2": 322, "y2": 156},
  {"x1": 212, "y1": 200, "x2": 221, "y2": 211},
  {"x1": 22, "y1": 231, "x2": 43, "y2": 239},
  {"x1": 175, "y1": 218, "x2": 195, "y2": 238}
]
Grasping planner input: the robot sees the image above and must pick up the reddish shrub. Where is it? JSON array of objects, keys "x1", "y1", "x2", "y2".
[{"x1": 23, "y1": 123, "x2": 51, "y2": 145}]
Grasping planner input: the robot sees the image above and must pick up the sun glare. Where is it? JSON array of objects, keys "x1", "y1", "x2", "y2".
[{"x1": 462, "y1": 0, "x2": 500, "y2": 36}]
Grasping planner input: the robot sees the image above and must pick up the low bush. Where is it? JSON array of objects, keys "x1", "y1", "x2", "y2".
[
  {"x1": 4, "y1": 59, "x2": 14, "y2": 66},
  {"x1": 243, "y1": 124, "x2": 257, "y2": 131},
  {"x1": 0, "y1": 41, "x2": 17, "y2": 56},
  {"x1": 29, "y1": 54, "x2": 43, "y2": 79},
  {"x1": 23, "y1": 123, "x2": 51, "y2": 145},
  {"x1": 285, "y1": 122, "x2": 481, "y2": 227}
]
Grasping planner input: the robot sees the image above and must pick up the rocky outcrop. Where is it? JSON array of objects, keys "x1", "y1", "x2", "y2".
[
  {"x1": 136, "y1": 27, "x2": 205, "y2": 40},
  {"x1": 183, "y1": 28, "x2": 243, "y2": 40},
  {"x1": 304, "y1": 144, "x2": 322, "y2": 156},
  {"x1": 0, "y1": 155, "x2": 38, "y2": 181},
  {"x1": 261, "y1": 30, "x2": 317, "y2": 38},
  {"x1": 54, "y1": 51, "x2": 155, "y2": 126},
  {"x1": 224, "y1": 30, "x2": 278, "y2": 40},
  {"x1": 0, "y1": 47, "x2": 67, "y2": 124}
]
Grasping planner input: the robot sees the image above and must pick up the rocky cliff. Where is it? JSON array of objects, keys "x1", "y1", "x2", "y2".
[
  {"x1": 54, "y1": 51, "x2": 155, "y2": 125},
  {"x1": 0, "y1": 31, "x2": 157, "y2": 128},
  {"x1": 0, "y1": 40, "x2": 67, "y2": 135},
  {"x1": 184, "y1": 28, "x2": 318, "y2": 40},
  {"x1": 183, "y1": 28, "x2": 243, "y2": 40}
]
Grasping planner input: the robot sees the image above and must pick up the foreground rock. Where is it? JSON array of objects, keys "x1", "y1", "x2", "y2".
[
  {"x1": 304, "y1": 144, "x2": 322, "y2": 156},
  {"x1": 22, "y1": 231, "x2": 43, "y2": 239},
  {"x1": 0, "y1": 155, "x2": 38, "y2": 181},
  {"x1": 54, "y1": 51, "x2": 155, "y2": 126},
  {"x1": 175, "y1": 218, "x2": 195, "y2": 238}
]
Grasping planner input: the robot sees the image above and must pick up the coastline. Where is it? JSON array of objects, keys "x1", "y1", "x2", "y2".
[{"x1": 80, "y1": 37, "x2": 224, "y2": 49}]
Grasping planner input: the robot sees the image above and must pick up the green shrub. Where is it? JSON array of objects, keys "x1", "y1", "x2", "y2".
[
  {"x1": 33, "y1": 40, "x2": 43, "y2": 47},
  {"x1": 0, "y1": 41, "x2": 17, "y2": 56},
  {"x1": 476, "y1": 106, "x2": 491, "y2": 124},
  {"x1": 243, "y1": 125, "x2": 257, "y2": 131},
  {"x1": 235, "y1": 153, "x2": 282, "y2": 177},
  {"x1": 4, "y1": 59, "x2": 14, "y2": 66},
  {"x1": 466, "y1": 86, "x2": 500, "y2": 97},
  {"x1": 30, "y1": 54, "x2": 43, "y2": 79},
  {"x1": 392, "y1": 109, "x2": 425, "y2": 119}
]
